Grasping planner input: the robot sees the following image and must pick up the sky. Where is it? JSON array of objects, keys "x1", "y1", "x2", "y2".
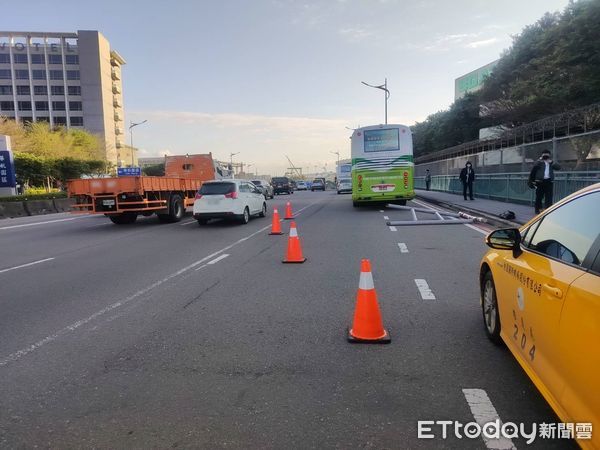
[{"x1": 4, "y1": 0, "x2": 570, "y2": 175}]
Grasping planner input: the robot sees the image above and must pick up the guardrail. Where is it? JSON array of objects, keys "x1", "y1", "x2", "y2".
[{"x1": 415, "y1": 172, "x2": 600, "y2": 205}]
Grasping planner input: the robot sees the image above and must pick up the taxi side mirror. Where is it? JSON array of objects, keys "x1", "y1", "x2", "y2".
[{"x1": 486, "y1": 228, "x2": 522, "y2": 258}]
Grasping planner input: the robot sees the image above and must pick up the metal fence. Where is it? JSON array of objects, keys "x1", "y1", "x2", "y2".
[{"x1": 415, "y1": 172, "x2": 600, "y2": 205}]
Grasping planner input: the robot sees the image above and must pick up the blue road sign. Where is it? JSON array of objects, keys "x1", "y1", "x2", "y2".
[
  {"x1": 0, "y1": 150, "x2": 17, "y2": 188},
  {"x1": 117, "y1": 167, "x2": 142, "y2": 177}
]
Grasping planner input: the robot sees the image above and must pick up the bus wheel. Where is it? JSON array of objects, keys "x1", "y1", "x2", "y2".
[
  {"x1": 398, "y1": 200, "x2": 407, "y2": 206},
  {"x1": 352, "y1": 201, "x2": 360, "y2": 208}
]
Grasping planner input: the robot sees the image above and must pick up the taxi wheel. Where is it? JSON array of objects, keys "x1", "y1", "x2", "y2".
[{"x1": 482, "y1": 270, "x2": 502, "y2": 344}]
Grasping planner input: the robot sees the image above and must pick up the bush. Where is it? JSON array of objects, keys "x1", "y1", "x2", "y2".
[{"x1": 0, "y1": 192, "x2": 67, "y2": 202}]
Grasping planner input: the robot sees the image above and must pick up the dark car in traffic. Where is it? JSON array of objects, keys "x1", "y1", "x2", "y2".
[{"x1": 272, "y1": 176, "x2": 293, "y2": 195}]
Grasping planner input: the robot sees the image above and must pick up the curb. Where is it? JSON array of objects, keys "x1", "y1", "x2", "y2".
[{"x1": 415, "y1": 194, "x2": 524, "y2": 229}]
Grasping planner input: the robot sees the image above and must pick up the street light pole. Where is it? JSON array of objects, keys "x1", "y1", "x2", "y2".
[
  {"x1": 229, "y1": 152, "x2": 239, "y2": 178},
  {"x1": 361, "y1": 78, "x2": 390, "y2": 124},
  {"x1": 128, "y1": 119, "x2": 147, "y2": 167}
]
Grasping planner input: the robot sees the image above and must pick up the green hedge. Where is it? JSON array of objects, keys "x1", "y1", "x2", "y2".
[{"x1": 0, "y1": 192, "x2": 68, "y2": 202}]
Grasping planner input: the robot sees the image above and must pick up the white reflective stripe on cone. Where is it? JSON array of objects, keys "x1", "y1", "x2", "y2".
[
  {"x1": 358, "y1": 271, "x2": 375, "y2": 290},
  {"x1": 289, "y1": 226, "x2": 298, "y2": 237},
  {"x1": 274, "y1": 208, "x2": 278, "y2": 213}
]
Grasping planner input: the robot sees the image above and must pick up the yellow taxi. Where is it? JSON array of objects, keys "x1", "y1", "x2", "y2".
[{"x1": 480, "y1": 183, "x2": 600, "y2": 449}]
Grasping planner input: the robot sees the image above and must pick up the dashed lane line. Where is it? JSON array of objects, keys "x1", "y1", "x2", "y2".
[
  {"x1": 0, "y1": 258, "x2": 55, "y2": 274},
  {"x1": 415, "y1": 278, "x2": 436, "y2": 300},
  {"x1": 397, "y1": 243, "x2": 409, "y2": 253},
  {"x1": 462, "y1": 389, "x2": 517, "y2": 450}
]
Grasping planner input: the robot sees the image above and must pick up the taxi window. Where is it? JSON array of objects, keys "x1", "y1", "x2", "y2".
[{"x1": 527, "y1": 192, "x2": 600, "y2": 267}]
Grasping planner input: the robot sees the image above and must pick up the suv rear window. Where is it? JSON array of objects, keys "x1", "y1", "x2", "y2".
[
  {"x1": 251, "y1": 180, "x2": 263, "y2": 186},
  {"x1": 199, "y1": 182, "x2": 236, "y2": 195},
  {"x1": 272, "y1": 177, "x2": 289, "y2": 183}
]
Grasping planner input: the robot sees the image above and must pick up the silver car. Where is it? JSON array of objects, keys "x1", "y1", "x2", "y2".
[{"x1": 251, "y1": 180, "x2": 274, "y2": 199}]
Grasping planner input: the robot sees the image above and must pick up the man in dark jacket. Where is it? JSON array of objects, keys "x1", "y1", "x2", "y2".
[
  {"x1": 528, "y1": 150, "x2": 561, "y2": 214},
  {"x1": 425, "y1": 169, "x2": 432, "y2": 191},
  {"x1": 459, "y1": 161, "x2": 475, "y2": 200}
]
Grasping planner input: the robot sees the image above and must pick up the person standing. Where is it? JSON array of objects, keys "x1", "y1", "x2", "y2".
[
  {"x1": 459, "y1": 161, "x2": 475, "y2": 200},
  {"x1": 425, "y1": 169, "x2": 432, "y2": 191},
  {"x1": 528, "y1": 149, "x2": 561, "y2": 214}
]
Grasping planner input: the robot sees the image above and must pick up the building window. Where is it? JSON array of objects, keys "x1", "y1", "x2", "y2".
[
  {"x1": 32, "y1": 70, "x2": 46, "y2": 80},
  {"x1": 13, "y1": 53, "x2": 28, "y2": 64},
  {"x1": 34, "y1": 85, "x2": 48, "y2": 95},
  {"x1": 18, "y1": 101, "x2": 32, "y2": 111},
  {"x1": 36, "y1": 117, "x2": 50, "y2": 123},
  {"x1": 69, "y1": 101, "x2": 82, "y2": 111},
  {"x1": 17, "y1": 86, "x2": 30, "y2": 96},
  {"x1": 54, "y1": 116, "x2": 67, "y2": 125},
  {"x1": 68, "y1": 86, "x2": 81, "y2": 96},
  {"x1": 66, "y1": 70, "x2": 80, "y2": 80},
  {"x1": 65, "y1": 55, "x2": 79, "y2": 65},
  {"x1": 31, "y1": 54, "x2": 45, "y2": 64},
  {"x1": 20, "y1": 117, "x2": 33, "y2": 124},
  {"x1": 52, "y1": 101, "x2": 66, "y2": 111},
  {"x1": 70, "y1": 116, "x2": 84, "y2": 126},
  {"x1": 35, "y1": 101, "x2": 49, "y2": 111},
  {"x1": 48, "y1": 54, "x2": 62, "y2": 64},
  {"x1": 0, "y1": 85, "x2": 12, "y2": 95},
  {"x1": 49, "y1": 70, "x2": 63, "y2": 80},
  {"x1": 15, "y1": 70, "x2": 29, "y2": 80},
  {"x1": 0, "y1": 101, "x2": 15, "y2": 111},
  {"x1": 0, "y1": 70, "x2": 11, "y2": 79},
  {"x1": 0, "y1": 54, "x2": 10, "y2": 63},
  {"x1": 51, "y1": 86, "x2": 64, "y2": 96}
]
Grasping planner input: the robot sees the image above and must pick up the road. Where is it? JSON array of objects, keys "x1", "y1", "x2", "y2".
[{"x1": 0, "y1": 191, "x2": 575, "y2": 449}]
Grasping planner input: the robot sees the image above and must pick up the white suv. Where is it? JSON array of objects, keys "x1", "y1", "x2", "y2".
[{"x1": 193, "y1": 180, "x2": 267, "y2": 225}]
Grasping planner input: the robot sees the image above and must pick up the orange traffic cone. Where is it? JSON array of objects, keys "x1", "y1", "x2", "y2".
[
  {"x1": 269, "y1": 208, "x2": 284, "y2": 235},
  {"x1": 347, "y1": 259, "x2": 390, "y2": 344},
  {"x1": 284, "y1": 201, "x2": 294, "y2": 220},
  {"x1": 282, "y1": 221, "x2": 306, "y2": 263}
]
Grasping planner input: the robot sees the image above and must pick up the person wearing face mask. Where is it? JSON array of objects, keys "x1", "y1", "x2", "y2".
[
  {"x1": 459, "y1": 161, "x2": 475, "y2": 200},
  {"x1": 528, "y1": 149, "x2": 561, "y2": 214}
]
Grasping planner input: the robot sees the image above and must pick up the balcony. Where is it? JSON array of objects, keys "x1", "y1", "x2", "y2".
[
  {"x1": 113, "y1": 97, "x2": 122, "y2": 108},
  {"x1": 114, "y1": 112, "x2": 122, "y2": 122},
  {"x1": 115, "y1": 127, "x2": 123, "y2": 135},
  {"x1": 112, "y1": 83, "x2": 121, "y2": 95},
  {"x1": 116, "y1": 139, "x2": 123, "y2": 148},
  {"x1": 111, "y1": 68, "x2": 121, "y2": 81}
]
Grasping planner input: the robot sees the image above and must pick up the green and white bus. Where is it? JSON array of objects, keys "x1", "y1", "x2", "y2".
[{"x1": 350, "y1": 124, "x2": 415, "y2": 207}]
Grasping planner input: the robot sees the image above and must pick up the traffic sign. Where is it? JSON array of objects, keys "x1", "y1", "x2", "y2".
[
  {"x1": 0, "y1": 150, "x2": 16, "y2": 188},
  {"x1": 117, "y1": 167, "x2": 142, "y2": 177}
]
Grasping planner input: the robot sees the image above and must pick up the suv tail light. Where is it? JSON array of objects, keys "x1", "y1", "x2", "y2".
[
  {"x1": 224, "y1": 191, "x2": 238, "y2": 199},
  {"x1": 195, "y1": 192, "x2": 202, "y2": 199}
]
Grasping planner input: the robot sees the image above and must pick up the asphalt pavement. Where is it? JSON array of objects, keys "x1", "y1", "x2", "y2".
[{"x1": 0, "y1": 191, "x2": 574, "y2": 449}]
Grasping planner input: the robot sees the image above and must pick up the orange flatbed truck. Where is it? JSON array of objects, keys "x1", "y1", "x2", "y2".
[{"x1": 68, "y1": 154, "x2": 223, "y2": 224}]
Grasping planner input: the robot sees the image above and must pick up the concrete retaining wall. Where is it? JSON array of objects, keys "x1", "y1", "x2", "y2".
[{"x1": 0, "y1": 197, "x2": 74, "y2": 219}]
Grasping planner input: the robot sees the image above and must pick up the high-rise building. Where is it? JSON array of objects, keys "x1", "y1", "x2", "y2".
[{"x1": 0, "y1": 30, "x2": 126, "y2": 165}]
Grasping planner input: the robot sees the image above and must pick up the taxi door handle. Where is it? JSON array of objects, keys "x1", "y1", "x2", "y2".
[{"x1": 542, "y1": 284, "x2": 563, "y2": 299}]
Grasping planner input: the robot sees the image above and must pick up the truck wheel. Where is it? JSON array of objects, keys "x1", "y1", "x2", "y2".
[
  {"x1": 353, "y1": 201, "x2": 360, "y2": 208},
  {"x1": 109, "y1": 213, "x2": 138, "y2": 224},
  {"x1": 158, "y1": 194, "x2": 184, "y2": 223}
]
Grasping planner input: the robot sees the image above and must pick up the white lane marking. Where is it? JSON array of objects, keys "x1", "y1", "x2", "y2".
[
  {"x1": 207, "y1": 254, "x2": 229, "y2": 265},
  {"x1": 462, "y1": 389, "x2": 517, "y2": 450},
  {"x1": 194, "y1": 264, "x2": 208, "y2": 272},
  {"x1": 397, "y1": 243, "x2": 409, "y2": 253},
  {"x1": 0, "y1": 201, "x2": 320, "y2": 367},
  {"x1": 389, "y1": 226, "x2": 397, "y2": 232},
  {"x1": 179, "y1": 220, "x2": 196, "y2": 226},
  {"x1": 415, "y1": 279, "x2": 436, "y2": 300},
  {"x1": 0, "y1": 257, "x2": 55, "y2": 274},
  {"x1": 379, "y1": 210, "x2": 384, "y2": 213},
  {"x1": 465, "y1": 223, "x2": 489, "y2": 235},
  {"x1": 0, "y1": 216, "x2": 90, "y2": 230},
  {"x1": 383, "y1": 215, "x2": 389, "y2": 220}
]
